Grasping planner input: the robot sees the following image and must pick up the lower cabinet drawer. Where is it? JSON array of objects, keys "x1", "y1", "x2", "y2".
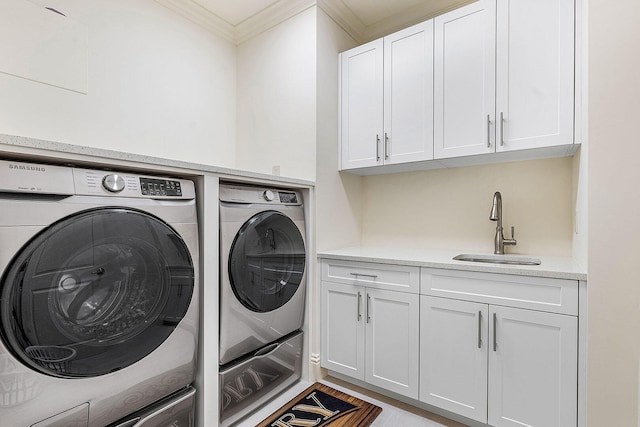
[
  {"x1": 321, "y1": 259, "x2": 420, "y2": 293},
  {"x1": 421, "y1": 268, "x2": 579, "y2": 315}
]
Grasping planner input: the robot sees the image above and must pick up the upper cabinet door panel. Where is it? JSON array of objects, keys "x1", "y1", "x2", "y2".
[
  {"x1": 384, "y1": 20, "x2": 434, "y2": 164},
  {"x1": 495, "y1": 0, "x2": 575, "y2": 151},
  {"x1": 340, "y1": 39, "x2": 384, "y2": 170},
  {"x1": 434, "y1": 0, "x2": 496, "y2": 159}
]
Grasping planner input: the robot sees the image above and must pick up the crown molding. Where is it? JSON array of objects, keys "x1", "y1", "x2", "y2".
[
  {"x1": 155, "y1": 0, "x2": 476, "y2": 45},
  {"x1": 320, "y1": 0, "x2": 476, "y2": 44},
  {"x1": 316, "y1": 0, "x2": 366, "y2": 43},
  {"x1": 361, "y1": 0, "x2": 476, "y2": 42},
  {"x1": 235, "y1": 0, "x2": 316, "y2": 44},
  {"x1": 155, "y1": 0, "x2": 316, "y2": 45},
  {"x1": 155, "y1": 0, "x2": 235, "y2": 41}
]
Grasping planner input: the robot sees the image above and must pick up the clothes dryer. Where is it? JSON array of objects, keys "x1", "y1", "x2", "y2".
[
  {"x1": 219, "y1": 184, "x2": 306, "y2": 365},
  {"x1": 0, "y1": 159, "x2": 199, "y2": 427}
]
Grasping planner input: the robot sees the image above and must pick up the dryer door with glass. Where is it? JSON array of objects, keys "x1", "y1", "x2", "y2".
[
  {"x1": 228, "y1": 210, "x2": 306, "y2": 313},
  {"x1": 0, "y1": 207, "x2": 195, "y2": 378}
]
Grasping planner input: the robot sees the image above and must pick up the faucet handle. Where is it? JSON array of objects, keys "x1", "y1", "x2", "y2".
[{"x1": 504, "y1": 226, "x2": 517, "y2": 247}]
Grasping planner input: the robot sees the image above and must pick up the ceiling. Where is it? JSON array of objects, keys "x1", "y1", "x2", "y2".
[{"x1": 154, "y1": 0, "x2": 475, "y2": 44}]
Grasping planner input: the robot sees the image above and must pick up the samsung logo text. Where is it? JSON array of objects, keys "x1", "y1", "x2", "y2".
[{"x1": 8, "y1": 164, "x2": 46, "y2": 172}]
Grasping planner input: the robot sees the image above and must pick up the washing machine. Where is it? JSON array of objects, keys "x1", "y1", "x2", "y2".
[
  {"x1": 0, "y1": 159, "x2": 199, "y2": 427},
  {"x1": 218, "y1": 183, "x2": 306, "y2": 365}
]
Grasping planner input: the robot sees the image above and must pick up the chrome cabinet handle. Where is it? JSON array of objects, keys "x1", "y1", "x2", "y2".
[
  {"x1": 376, "y1": 134, "x2": 381, "y2": 161},
  {"x1": 357, "y1": 292, "x2": 362, "y2": 321},
  {"x1": 478, "y1": 311, "x2": 483, "y2": 349},
  {"x1": 384, "y1": 132, "x2": 389, "y2": 160},
  {"x1": 499, "y1": 112, "x2": 504, "y2": 146},
  {"x1": 487, "y1": 114, "x2": 491, "y2": 148},
  {"x1": 366, "y1": 294, "x2": 371, "y2": 323},
  {"x1": 350, "y1": 272, "x2": 378, "y2": 279},
  {"x1": 493, "y1": 312, "x2": 498, "y2": 352}
]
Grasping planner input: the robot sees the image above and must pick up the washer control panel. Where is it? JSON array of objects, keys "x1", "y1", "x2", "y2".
[
  {"x1": 0, "y1": 160, "x2": 195, "y2": 199},
  {"x1": 140, "y1": 177, "x2": 183, "y2": 197},
  {"x1": 74, "y1": 168, "x2": 194, "y2": 199},
  {"x1": 102, "y1": 174, "x2": 126, "y2": 193}
]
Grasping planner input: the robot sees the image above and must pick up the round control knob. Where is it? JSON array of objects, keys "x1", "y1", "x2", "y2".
[
  {"x1": 263, "y1": 190, "x2": 275, "y2": 201},
  {"x1": 102, "y1": 174, "x2": 126, "y2": 193}
]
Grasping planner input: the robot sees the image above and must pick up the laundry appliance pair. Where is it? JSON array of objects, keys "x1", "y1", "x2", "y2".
[
  {"x1": 0, "y1": 159, "x2": 199, "y2": 426},
  {"x1": 218, "y1": 183, "x2": 307, "y2": 426}
]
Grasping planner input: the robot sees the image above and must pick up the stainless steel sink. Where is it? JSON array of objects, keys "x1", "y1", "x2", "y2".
[{"x1": 453, "y1": 253, "x2": 541, "y2": 266}]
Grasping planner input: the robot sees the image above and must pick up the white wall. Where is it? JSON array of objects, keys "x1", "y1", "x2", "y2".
[
  {"x1": 0, "y1": 0, "x2": 236, "y2": 167},
  {"x1": 236, "y1": 7, "x2": 317, "y2": 181},
  {"x1": 315, "y1": 8, "x2": 361, "y2": 252},
  {"x1": 588, "y1": 0, "x2": 640, "y2": 424}
]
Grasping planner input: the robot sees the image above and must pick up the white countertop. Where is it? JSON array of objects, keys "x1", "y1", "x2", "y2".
[
  {"x1": 318, "y1": 246, "x2": 587, "y2": 281},
  {"x1": 0, "y1": 133, "x2": 314, "y2": 188}
]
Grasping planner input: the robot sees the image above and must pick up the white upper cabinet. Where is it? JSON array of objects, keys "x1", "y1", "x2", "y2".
[
  {"x1": 434, "y1": 0, "x2": 496, "y2": 159},
  {"x1": 495, "y1": 0, "x2": 575, "y2": 152},
  {"x1": 340, "y1": 39, "x2": 384, "y2": 170},
  {"x1": 383, "y1": 21, "x2": 434, "y2": 165},
  {"x1": 339, "y1": 0, "x2": 578, "y2": 173},
  {"x1": 340, "y1": 21, "x2": 434, "y2": 171},
  {"x1": 434, "y1": 0, "x2": 575, "y2": 160}
]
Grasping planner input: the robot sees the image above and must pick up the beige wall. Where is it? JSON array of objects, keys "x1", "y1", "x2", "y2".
[
  {"x1": 360, "y1": 157, "x2": 575, "y2": 256},
  {"x1": 0, "y1": 0, "x2": 237, "y2": 167},
  {"x1": 588, "y1": 0, "x2": 640, "y2": 425},
  {"x1": 236, "y1": 7, "x2": 318, "y2": 181}
]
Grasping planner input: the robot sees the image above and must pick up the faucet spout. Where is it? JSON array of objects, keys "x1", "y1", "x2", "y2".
[
  {"x1": 489, "y1": 191, "x2": 516, "y2": 254},
  {"x1": 490, "y1": 191, "x2": 502, "y2": 223}
]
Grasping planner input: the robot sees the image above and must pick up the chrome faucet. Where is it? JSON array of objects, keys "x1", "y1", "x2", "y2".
[{"x1": 489, "y1": 191, "x2": 516, "y2": 254}]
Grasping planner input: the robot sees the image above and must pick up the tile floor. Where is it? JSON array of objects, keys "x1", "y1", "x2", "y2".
[{"x1": 240, "y1": 376, "x2": 468, "y2": 427}]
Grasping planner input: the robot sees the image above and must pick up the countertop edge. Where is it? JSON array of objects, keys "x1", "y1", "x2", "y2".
[
  {"x1": 318, "y1": 250, "x2": 587, "y2": 281},
  {"x1": 0, "y1": 133, "x2": 315, "y2": 187}
]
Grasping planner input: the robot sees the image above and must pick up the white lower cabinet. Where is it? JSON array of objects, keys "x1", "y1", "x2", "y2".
[
  {"x1": 420, "y1": 295, "x2": 578, "y2": 427},
  {"x1": 320, "y1": 261, "x2": 420, "y2": 399},
  {"x1": 320, "y1": 260, "x2": 580, "y2": 427},
  {"x1": 420, "y1": 296, "x2": 488, "y2": 422},
  {"x1": 488, "y1": 305, "x2": 577, "y2": 427},
  {"x1": 365, "y1": 288, "x2": 419, "y2": 397},
  {"x1": 321, "y1": 282, "x2": 365, "y2": 379}
]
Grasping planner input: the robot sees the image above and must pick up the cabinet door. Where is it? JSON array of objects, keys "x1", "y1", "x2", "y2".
[
  {"x1": 420, "y1": 296, "x2": 488, "y2": 423},
  {"x1": 320, "y1": 282, "x2": 365, "y2": 380},
  {"x1": 383, "y1": 20, "x2": 434, "y2": 164},
  {"x1": 488, "y1": 306, "x2": 578, "y2": 427},
  {"x1": 340, "y1": 39, "x2": 384, "y2": 170},
  {"x1": 434, "y1": 0, "x2": 496, "y2": 159},
  {"x1": 495, "y1": 0, "x2": 574, "y2": 151},
  {"x1": 365, "y1": 288, "x2": 419, "y2": 399}
]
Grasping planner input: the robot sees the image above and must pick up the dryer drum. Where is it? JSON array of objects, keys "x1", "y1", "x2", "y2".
[{"x1": 0, "y1": 207, "x2": 194, "y2": 378}]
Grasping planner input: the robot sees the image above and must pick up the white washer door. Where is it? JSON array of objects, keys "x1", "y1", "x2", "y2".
[{"x1": 0, "y1": 207, "x2": 194, "y2": 378}]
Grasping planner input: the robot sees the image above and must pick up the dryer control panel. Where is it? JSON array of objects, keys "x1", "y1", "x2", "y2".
[{"x1": 220, "y1": 184, "x2": 302, "y2": 206}]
